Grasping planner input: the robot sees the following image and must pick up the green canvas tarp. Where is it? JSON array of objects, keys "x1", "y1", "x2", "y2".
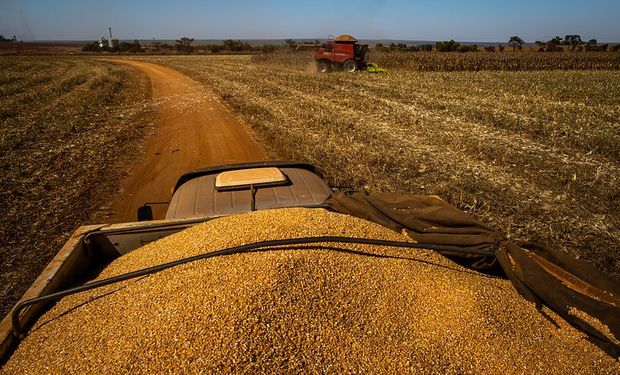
[{"x1": 326, "y1": 192, "x2": 620, "y2": 357}]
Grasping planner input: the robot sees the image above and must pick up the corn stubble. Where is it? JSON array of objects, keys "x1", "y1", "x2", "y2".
[
  {"x1": 138, "y1": 54, "x2": 620, "y2": 282},
  {"x1": 3, "y1": 208, "x2": 618, "y2": 373},
  {"x1": 0, "y1": 57, "x2": 153, "y2": 318}
]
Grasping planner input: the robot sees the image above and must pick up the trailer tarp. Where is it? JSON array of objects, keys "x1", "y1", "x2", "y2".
[{"x1": 326, "y1": 192, "x2": 620, "y2": 356}]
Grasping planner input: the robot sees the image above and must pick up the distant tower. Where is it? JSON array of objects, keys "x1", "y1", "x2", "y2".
[{"x1": 108, "y1": 27, "x2": 120, "y2": 48}]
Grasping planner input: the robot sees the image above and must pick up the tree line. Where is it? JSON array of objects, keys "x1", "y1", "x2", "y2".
[
  {"x1": 375, "y1": 35, "x2": 617, "y2": 53},
  {"x1": 533, "y1": 35, "x2": 614, "y2": 52},
  {"x1": 0, "y1": 35, "x2": 18, "y2": 42},
  {"x1": 81, "y1": 35, "x2": 619, "y2": 54},
  {"x1": 82, "y1": 37, "x2": 279, "y2": 54}
]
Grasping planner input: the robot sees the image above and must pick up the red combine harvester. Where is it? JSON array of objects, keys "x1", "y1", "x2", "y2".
[{"x1": 313, "y1": 35, "x2": 370, "y2": 73}]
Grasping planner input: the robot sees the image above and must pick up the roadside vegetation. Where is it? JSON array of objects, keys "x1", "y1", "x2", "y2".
[
  {"x1": 0, "y1": 57, "x2": 153, "y2": 317},
  {"x1": 143, "y1": 55, "x2": 620, "y2": 280}
]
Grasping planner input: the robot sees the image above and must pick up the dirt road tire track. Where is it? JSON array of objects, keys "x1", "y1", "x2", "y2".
[{"x1": 107, "y1": 60, "x2": 266, "y2": 221}]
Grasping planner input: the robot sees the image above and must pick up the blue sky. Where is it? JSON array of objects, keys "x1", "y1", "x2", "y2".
[{"x1": 1, "y1": 0, "x2": 619, "y2": 42}]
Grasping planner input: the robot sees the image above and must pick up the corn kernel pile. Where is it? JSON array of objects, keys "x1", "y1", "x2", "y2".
[{"x1": 3, "y1": 208, "x2": 618, "y2": 374}]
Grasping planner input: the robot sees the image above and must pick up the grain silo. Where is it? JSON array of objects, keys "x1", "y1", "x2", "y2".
[{"x1": 108, "y1": 27, "x2": 119, "y2": 49}]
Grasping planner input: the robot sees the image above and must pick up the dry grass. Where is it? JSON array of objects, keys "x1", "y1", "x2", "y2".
[
  {"x1": 141, "y1": 54, "x2": 620, "y2": 280},
  {"x1": 0, "y1": 56, "x2": 154, "y2": 317}
]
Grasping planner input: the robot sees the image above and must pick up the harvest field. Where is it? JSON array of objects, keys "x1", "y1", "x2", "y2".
[
  {"x1": 0, "y1": 57, "x2": 152, "y2": 317},
  {"x1": 142, "y1": 54, "x2": 620, "y2": 280},
  {"x1": 1, "y1": 52, "x2": 619, "y2": 320}
]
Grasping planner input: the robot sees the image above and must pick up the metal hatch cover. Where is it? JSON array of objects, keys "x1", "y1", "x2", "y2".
[{"x1": 215, "y1": 167, "x2": 287, "y2": 189}]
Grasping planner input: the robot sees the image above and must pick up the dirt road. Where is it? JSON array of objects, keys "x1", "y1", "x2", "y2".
[{"x1": 107, "y1": 60, "x2": 266, "y2": 222}]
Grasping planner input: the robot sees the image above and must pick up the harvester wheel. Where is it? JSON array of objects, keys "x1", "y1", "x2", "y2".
[
  {"x1": 317, "y1": 61, "x2": 331, "y2": 73},
  {"x1": 343, "y1": 60, "x2": 358, "y2": 73}
]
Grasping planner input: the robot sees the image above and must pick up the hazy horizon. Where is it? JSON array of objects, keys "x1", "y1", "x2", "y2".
[
  {"x1": 13, "y1": 39, "x2": 572, "y2": 47},
  {"x1": 2, "y1": 0, "x2": 620, "y2": 43}
]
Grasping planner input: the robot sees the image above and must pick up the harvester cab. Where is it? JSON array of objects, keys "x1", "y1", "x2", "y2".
[{"x1": 314, "y1": 34, "x2": 377, "y2": 73}]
